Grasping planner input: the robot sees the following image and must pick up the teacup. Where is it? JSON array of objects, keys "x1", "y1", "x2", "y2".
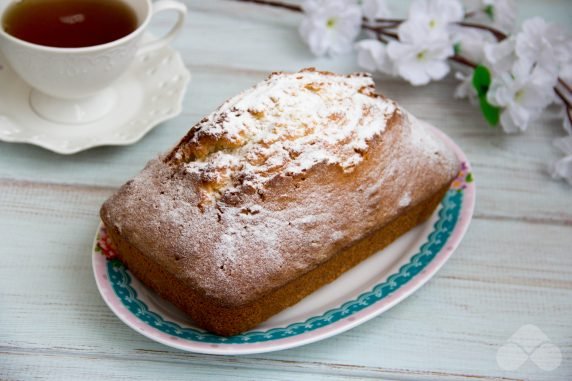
[{"x1": 0, "y1": 0, "x2": 187, "y2": 124}]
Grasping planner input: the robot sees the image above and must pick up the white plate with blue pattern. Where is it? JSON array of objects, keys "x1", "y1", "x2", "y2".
[{"x1": 92, "y1": 126, "x2": 475, "y2": 355}]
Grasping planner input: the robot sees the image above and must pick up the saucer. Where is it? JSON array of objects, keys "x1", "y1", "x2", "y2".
[{"x1": 0, "y1": 33, "x2": 191, "y2": 154}]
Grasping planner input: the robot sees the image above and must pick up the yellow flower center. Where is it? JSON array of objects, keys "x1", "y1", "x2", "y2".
[
  {"x1": 515, "y1": 89, "x2": 525, "y2": 102},
  {"x1": 326, "y1": 18, "x2": 337, "y2": 29},
  {"x1": 429, "y1": 19, "x2": 437, "y2": 28},
  {"x1": 417, "y1": 50, "x2": 427, "y2": 61}
]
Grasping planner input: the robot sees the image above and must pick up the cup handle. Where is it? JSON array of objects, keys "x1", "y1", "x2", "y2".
[{"x1": 138, "y1": 0, "x2": 187, "y2": 55}]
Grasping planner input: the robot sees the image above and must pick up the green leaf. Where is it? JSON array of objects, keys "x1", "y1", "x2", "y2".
[
  {"x1": 465, "y1": 173, "x2": 474, "y2": 183},
  {"x1": 484, "y1": 5, "x2": 494, "y2": 20},
  {"x1": 472, "y1": 65, "x2": 492, "y2": 97},
  {"x1": 453, "y1": 42, "x2": 462, "y2": 56},
  {"x1": 478, "y1": 94, "x2": 500, "y2": 126},
  {"x1": 471, "y1": 65, "x2": 500, "y2": 126}
]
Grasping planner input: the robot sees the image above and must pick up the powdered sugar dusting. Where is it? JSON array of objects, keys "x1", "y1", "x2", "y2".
[
  {"x1": 176, "y1": 69, "x2": 396, "y2": 193},
  {"x1": 406, "y1": 113, "x2": 457, "y2": 164},
  {"x1": 399, "y1": 192, "x2": 411, "y2": 207}
]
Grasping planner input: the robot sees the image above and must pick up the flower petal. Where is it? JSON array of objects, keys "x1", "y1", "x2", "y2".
[
  {"x1": 399, "y1": 60, "x2": 431, "y2": 86},
  {"x1": 553, "y1": 136, "x2": 572, "y2": 155},
  {"x1": 426, "y1": 60, "x2": 450, "y2": 80},
  {"x1": 386, "y1": 40, "x2": 415, "y2": 60},
  {"x1": 355, "y1": 39, "x2": 386, "y2": 72},
  {"x1": 362, "y1": 0, "x2": 392, "y2": 20},
  {"x1": 487, "y1": 74, "x2": 513, "y2": 107},
  {"x1": 550, "y1": 154, "x2": 572, "y2": 186},
  {"x1": 451, "y1": 26, "x2": 496, "y2": 63},
  {"x1": 484, "y1": 37, "x2": 516, "y2": 74},
  {"x1": 298, "y1": 0, "x2": 362, "y2": 57},
  {"x1": 507, "y1": 102, "x2": 531, "y2": 131},
  {"x1": 409, "y1": 0, "x2": 463, "y2": 24},
  {"x1": 499, "y1": 109, "x2": 522, "y2": 133}
]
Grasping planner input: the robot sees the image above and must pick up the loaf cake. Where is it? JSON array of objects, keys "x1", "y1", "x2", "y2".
[{"x1": 100, "y1": 68, "x2": 459, "y2": 336}]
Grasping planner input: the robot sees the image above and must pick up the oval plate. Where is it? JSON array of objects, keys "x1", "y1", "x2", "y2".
[{"x1": 92, "y1": 124, "x2": 475, "y2": 355}]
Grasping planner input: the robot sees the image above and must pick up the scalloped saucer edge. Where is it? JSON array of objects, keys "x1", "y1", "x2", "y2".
[{"x1": 0, "y1": 33, "x2": 190, "y2": 154}]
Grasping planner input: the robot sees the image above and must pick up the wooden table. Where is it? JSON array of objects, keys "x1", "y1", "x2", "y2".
[{"x1": 1, "y1": 1, "x2": 571, "y2": 380}]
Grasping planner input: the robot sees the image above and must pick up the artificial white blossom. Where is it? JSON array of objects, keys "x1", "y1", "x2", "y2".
[
  {"x1": 361, "y1": 0, "x2": 392, "y2": 21},
  {"x1": 487, "y1": 60, "x2": 555, "y2": 133},
  {"x1": 466, "y1": 0, "x2": 517, "y2": 33},
  {"x1": 355, "y1": 39, "x2": 395, "y2": 74},
  {"x1": 484, "y1": 0, "x2": 516, "y2": 32},
  {"x1": 454, "y1": 70, "x2": 478, "y2": 104},
  {"x1": 483, "y1": 36, "x2": 517, "y2": 74},
  {"x1": 299, "y1": 0, "x2": 362, "y2": 57},
  {"x1": 550, "y1": 135, "x2": 572, "y2": 186},
  {"x1": 515, "y1": 17, "x2": 572, "y2": 81},
  {"x1": 387, "y1": 20, "x2": 454, "y2": 86},
  {"x1": 450, "y1": 26, "x2": 496, "y2": 64},
  {"x1": 408, "y1": 0, "x2": 464, "y2": 32}
]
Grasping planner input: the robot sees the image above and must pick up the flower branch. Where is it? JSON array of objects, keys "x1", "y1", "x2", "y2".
[
  {"x1": 556, "y1": 88, "x2": 572, "y2": 109},
  {"x1": 456, "y1": 21, "x2": 507, "y2": 41},
  {"x1": 362, "y1": 25, "x2": 398, "y2": 40},
  {"x1": 236, "y1": 0, "x2": 509, "y2": 42},
  {"x1": 450, "y1": 55, "x2": 478, "y2": 69},
  {"x1": 555, "y1": 87, "x2": 572, "y2": 126},
  {"x1": 235, "y1": 0, "x2": 302, "y2": 12},
  {"x1": 559, "y1": 78, "x2": 572, "y2": 95}
]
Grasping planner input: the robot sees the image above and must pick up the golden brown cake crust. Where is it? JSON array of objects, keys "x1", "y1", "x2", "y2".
[{"x1": 100, "y1": 69, "x2": 459, "y2": 314}]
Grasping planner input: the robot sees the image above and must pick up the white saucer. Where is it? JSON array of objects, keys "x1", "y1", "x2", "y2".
[{"x1": 0, "y1": 33, "x2": 191, "y2": 154}]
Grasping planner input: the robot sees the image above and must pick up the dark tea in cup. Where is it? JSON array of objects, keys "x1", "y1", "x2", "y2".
[
  {"x1": 0, "y1": 0, "x2": 187, "y2": 124},
  {"x1": 2, "y1": 0, "x2": 138, "y2": 48}
]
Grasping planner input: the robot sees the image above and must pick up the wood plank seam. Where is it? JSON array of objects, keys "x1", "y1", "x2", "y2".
[{"x1": 0, "y1": 347, "x2": 525, "y2": 381}]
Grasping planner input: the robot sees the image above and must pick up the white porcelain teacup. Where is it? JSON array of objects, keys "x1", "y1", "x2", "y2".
[{"x1": 0, "y1": 0, "x2": 187, "y2": 124}]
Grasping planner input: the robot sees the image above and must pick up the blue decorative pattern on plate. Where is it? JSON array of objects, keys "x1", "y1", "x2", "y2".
[{"x1": 102, "y1": 189, "x2": 460, "y2": 342}]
